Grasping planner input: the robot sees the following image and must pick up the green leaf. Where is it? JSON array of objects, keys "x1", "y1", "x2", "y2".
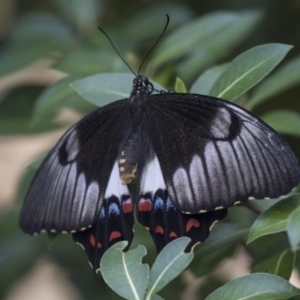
[
  {"x1": 16, "y1": 155, "x2": 45, "y2": 205},
  {"x1": 71, "y1": 73, "x2": 132, "y2": 106},
  {"x1": 47, "y1": 233, "x2": 58, "y2": 249},
  {"x1": 210, "y1": 44, "x2": 293, "y2": 101},
  {"x1": 151, "y1": 295, "x2": 164, "y2": 300},
  {"x1": 247, "y1": 55, "x2": 300, "y2": 109},
  {"x1": 0, "y1": 87, "x2": 62, "y2": 135},
  {"x1": 28, "y1": 156, "x2": 45, "y2": 170},
  {"x1": 247, "y1": 195, "x2": 300, "y2": 244},
  {"x1": 54, "y1": 50, "x2": 128, "y2": 75},
  {"x1": 71, "y1": 73, "x2": 165, "y2": 106},
  {"x1": 118, "y1": 4, "x2": 192, "y2": 44},
  {"x1": 0, "y1": 208, "x2": 47, "y2": 297},
  {"x1": 0, "y1": 14, "x2": 78, "y2": 76},
  {"x1": 12, "y1": 13, "x2": 77, "y2": 45},
  {"x1": 31, "y1": 75, "x2": 90, "y2": 125},
  {"x1": 205, "y1": 273, "x2": 300, "y2": 300},
  {"x1": 145, "y1": 237, "x2": 193, "y2": 300},
  {"x1": 190, "y1": 64, "x2": 229, "y2": 94},
  {"x1": 248, "y1": 233, "x2": 290, "y2": 263},
  {"x1": 54, "y1": 0, "x2": 102, "y2": 31},
  {"x1": 191, "y1": 224, "x2": 248, "y2": 277},
  {"x1": 252, "y1": 249, "x2": 296, "y2": 280},
  {"x1": 287, "y1": 205, "x2": 300, "y2": 251},
  {"x1": 177, "y1": 11, "x2": 262, "y2": 82},
  {"x1": 260, "y1": 110, "x2": 300, "y2": 137},
  {"x1": 100, "y1": 242, "x2": 149, "y2": 300},
  {"x1": 174, "y1": 77, "x2": 187, "y2": 93},
  {"x1": 151, "y1": 11, "x2": 261, "y2": 68}
]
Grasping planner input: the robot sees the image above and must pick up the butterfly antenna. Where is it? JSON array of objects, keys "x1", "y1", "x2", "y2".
[
  {"x1": 138, "y1": 14, "x2": 170, "y2": 75},
  {"x1": 97, "y1": 26, "x2": 137, "y2": 76}
]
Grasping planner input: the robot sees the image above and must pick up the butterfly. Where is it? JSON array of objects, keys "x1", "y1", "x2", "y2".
[{"x1": 19, "y1": 73, "x2": 300, "y2": 273}]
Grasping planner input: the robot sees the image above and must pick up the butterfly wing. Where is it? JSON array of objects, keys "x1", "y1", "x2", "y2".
[
  {"x1": 141, "y1": 93, "x2": 300, "y2": 214},
  {"x1": 137, "y1": 154, "x2": 227, "y2": 252},
  {"x1": 72, "y1": 161, "x2": 134, "y2": 273},
  {"x1": 20, "y1": 99, "x2": 134, "y2": 270}
]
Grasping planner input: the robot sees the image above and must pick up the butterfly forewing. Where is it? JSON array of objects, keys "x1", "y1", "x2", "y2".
[
  {"x1": 143, "y1": 93, "x2": 300, "y2": 214},
  {"x1": 20, "y1": 99, "x2": 130, "y2": 234}
]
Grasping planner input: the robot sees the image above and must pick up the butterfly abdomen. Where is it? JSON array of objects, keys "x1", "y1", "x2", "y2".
[{"x1": 118, "y1": 129, "x2": 139, "y2": 185}]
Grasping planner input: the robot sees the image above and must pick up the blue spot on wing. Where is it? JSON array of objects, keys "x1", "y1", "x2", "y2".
[
  {"x1": 108, "y1": 203, "x2": 120, "y2": 216},
  {"x1": 166, "y1": 197, "x2": 175, "y2": 211},
  {"x1": 154, "y1": 197, "x2": 164, "y2": 211},
  {"x1": 99, "y1": 207, "x2": 105, "y2": 220}
]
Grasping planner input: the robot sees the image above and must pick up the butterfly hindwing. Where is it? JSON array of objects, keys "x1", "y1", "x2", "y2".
[
  {"x1": 143, "y1": 93, "x2": 300, "y2": 214},
  {"x1": 19, "y1": 99, "x2": 130, "y2": 234},
  {"x1": 137, "y1": 155, "x2": 228, "y2": 252},
  {"x1": 73, "y1": 161, "x2": 134, "y2": 272}
]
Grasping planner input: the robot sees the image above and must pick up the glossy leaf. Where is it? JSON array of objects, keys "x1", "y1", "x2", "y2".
[
  {"x1": 145, "y1": 238, "x2": 193, "y2": 300},
  {"x1": 210, "y1": 44, "x2": 293, "y2": 101},
  {"x1": 251, "y1": 230, "x2": 289, "y2": 254},
  {"x1": 54, "y1": 0, "x2": 102, "y2": 31},
  {"x1": 0, "y1": 87, "x2": 62, "y2": 135},
  {"x1": 16, "y1": 155, "x2": 45, "y2": 205},
  {"x1": 47, "y1": 233, "x2": 58, "y2": 249},
  {"x1": 205, "y1": 273, "x2": 300, "y2": 300},
  {"x1": 247, "y1": 55, "x2": 300, "y2": 109},
  {"x1": 177, "y1": 11, "x2": 262, "y2": 82},
  {"x1": 12, "y1": 13, "x2": 76, "y2": 44},
  {"x1": 71, "y1": 73, "x2": 165, "y2": 106},
  {"x1": 178, "y1": 51, "x2": 217, "y2": 85},
  {"x1": 0, "y1": 14, "x2": 78, "y2": 76},
  {"x1": 174, "y1": 77, "x2": 187, "y2": 93},
  {"x1": 287, "y1": 205, "x2": 300, "y2": 251},
  {"x1": 0, "y1": 208, "x2": 46, "y2": 297},
  {"x1": 118, "y1": 4, "x2": 192, "y2": 44},
  {"x1": 100, "y1": 242, "x2": 149, "y2": 300},
  {"x1": 261, "y1": 110, "x2": 300, "y2": 137},
  {"x1": 252, "y1": 249, "x2": 295, "y2": 280},
  {"x1": 248, "y1": 195, "x2": 300, "y2": 244},
  {"x1": 190, "y1": 64, "x2": 228, "y2": 94},
  {"x1": 151, "y1": 11, "x2": 261, "y2": 68},
  {"x1": 54, "y1": 50, "x2": 128, "y2": 75},
  {"x1": 31, "y1": 75, "x2": 86, "y2": 124},
  {"x1": 191, "y1": 224, "x2": 248, "y2": 277},
  {"x1": 152, "y1": 296, "x2": 164, "y2": 300}
]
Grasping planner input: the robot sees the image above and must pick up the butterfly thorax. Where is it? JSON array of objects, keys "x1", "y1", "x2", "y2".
[{"x1": 118, "y1": 76, "x2": 153, "y2": 185}]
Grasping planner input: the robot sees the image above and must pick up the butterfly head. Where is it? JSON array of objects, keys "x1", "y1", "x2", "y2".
[{"x1": 132, "y1": 76, "x2": 154, "y2": 96}]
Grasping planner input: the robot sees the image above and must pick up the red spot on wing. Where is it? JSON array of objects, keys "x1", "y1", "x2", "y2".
[
  {"x1": 138, "y1": 198, "x2": 152, "y2": 212},
  {"x1": 169, "y1": 231, "x2": 177, "y2": 238},
  {"x1": 155, "y1": 225, "x2": 164, "y2": 234},
  {"x1": 90, "y1": 234, "x2": 96, "y2": 247},
  {"x1": 123, "y1": 199, "x2": 133, "y2": 213},
  {"x1": 90, "y1": 234, "x2": 102, "y2": 248},
  {"x1": 109, "y1": 231, "x2": 122, "y2": 242},
  {"x1": 186, "y1": 218, "x2": 201, "y2": 232}
]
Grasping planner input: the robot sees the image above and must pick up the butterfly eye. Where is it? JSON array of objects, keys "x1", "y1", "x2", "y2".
[{"x1": 140, "y1": 76, "x2": 149, "y2": 85}]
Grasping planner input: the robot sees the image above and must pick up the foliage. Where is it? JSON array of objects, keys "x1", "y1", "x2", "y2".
[{"x1": 1, "y1": 1, "x2": 300, "y2": 300}]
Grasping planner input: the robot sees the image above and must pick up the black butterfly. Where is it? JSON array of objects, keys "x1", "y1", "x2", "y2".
[{"x1": 19, "y1": 74, "x2": 300, "y2": 273}]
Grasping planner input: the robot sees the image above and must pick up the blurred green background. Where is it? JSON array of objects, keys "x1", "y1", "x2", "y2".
[{"x1": 1, "y1": 0, "x2": 300, "y2": 299}]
